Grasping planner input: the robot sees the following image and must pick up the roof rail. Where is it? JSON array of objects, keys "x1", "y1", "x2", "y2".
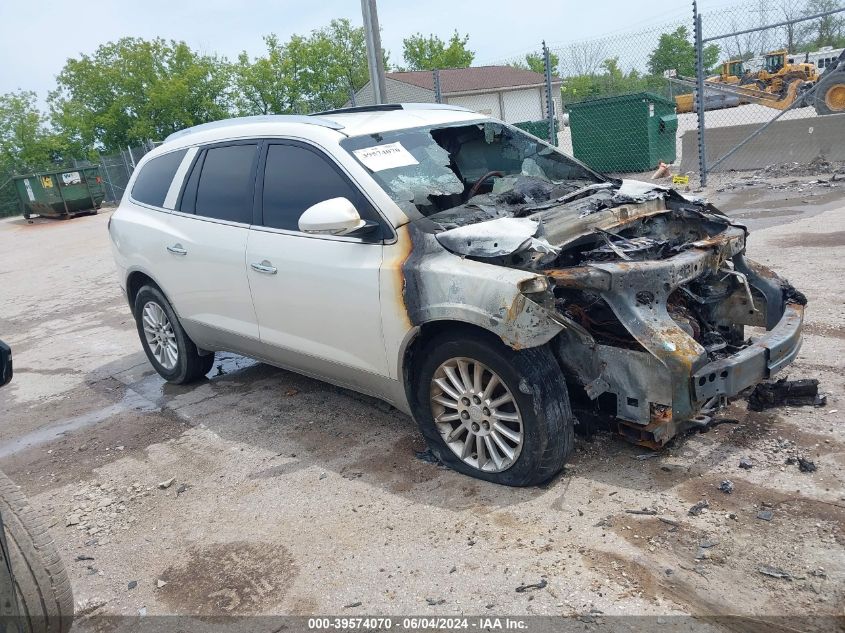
[
  {"x1": 163, "y1": 114, "x2": 344, "y2": 143},
  {"x1": 312, "y1": 103, "x2": 473, "y2": 116}
]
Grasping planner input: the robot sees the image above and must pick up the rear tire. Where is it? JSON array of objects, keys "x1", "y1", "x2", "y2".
[
  {"x1": 411, "y1": 330, "x2": 574, "y2": 486},
  {"x1": 134, "y1": 285, "x2": 214, "y2": 384},
  {"x1": 814, "y1": 72, "x2": 845, "y2": 115},
  {"x1": 0, "y1": 471, "x2": 73, "y2": 633}
]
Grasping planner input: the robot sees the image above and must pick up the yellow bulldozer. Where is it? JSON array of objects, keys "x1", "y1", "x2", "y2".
[{"x1": 674, "y1": 48, "x2": 845, "y2": 115}]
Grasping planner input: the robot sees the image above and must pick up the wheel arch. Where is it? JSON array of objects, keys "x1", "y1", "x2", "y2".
[
  {"x1": 125, "y1": 269, "x2": 176, "y2": 318},
  {"x1": 400, "y1": 319, "x2": 518, "y2": 412}
]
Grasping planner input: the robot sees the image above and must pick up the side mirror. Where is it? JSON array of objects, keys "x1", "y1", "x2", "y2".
[
  {"x1": 298, "y1": 197, "x2": 366, "y2": 236},
  {"x1": 0, "y1": 340, "x2": 12, "y2": 388}
]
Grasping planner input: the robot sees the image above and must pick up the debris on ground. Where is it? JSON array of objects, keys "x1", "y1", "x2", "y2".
[
  {"x1": 414, "y1": 449, "x2": 442, "y2": 465},
  {"x1": 719, "y1": 480, "x2": 734, "y2": 494},
  {"x1": 758, "y1": 565, "x2": 792, "y2": 580},
  {"x1": 757, "y1": 510, "x2": 774, "y2": 521},
  {"x1": 651, "y1": 162, "x2": 671, "y2": 180},
  {"x1": 689, "y1": 500, "x2": 709, "y2": 516},
  {"x1": 739, "y1": 457, "x2": 754, "y2": 470},
  {"x1": 747, "y1": 378, "x2": 825, "y2": 411},
  {"x1": 625, "y1": 508, "x2": 658, "y2": 515},
  {"x1": 127, "y1": 580, "x2": 137, "y2": 590},
  {"x1": 426, "y1": 598, "x2": 446, "y2": 606},
  {"x1": 515, "y1": 579, "x2": 548, "y2": 593},
  {"x1": 343, "y1": 601, "x2": 362, "y2": 609},
  {"x1": 798, "y1": 457, "x2": 817, "y2": 472},
  {"x1": 633, "y1": 453, "x2": 659, "y2": 461},
  {"x1": 156, "y1": 579, "x2": 167, "y2": 588},
  {"x1": 158, "y1": 477, "x2": 175, "y2": 489},
  {"x1": 175, "y1": 483, "x2": 189, "y2": 496}
]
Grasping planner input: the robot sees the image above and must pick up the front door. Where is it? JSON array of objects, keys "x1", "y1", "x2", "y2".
[{"x1": 246, "y1": 141, "x2": 389, "y2": 382}]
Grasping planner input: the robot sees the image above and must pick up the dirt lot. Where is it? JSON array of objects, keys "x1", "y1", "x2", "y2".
[{"x1": 0, "y1": 176, "x2": 843, "y2": 628}]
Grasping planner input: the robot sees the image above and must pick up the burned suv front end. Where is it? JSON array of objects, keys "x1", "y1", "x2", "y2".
[
  {"x1": 537, "y1": 182, "x2": 804, "y2": 446},
  {"x1": 343, "y1": 118, "x2": 805, "y2": 448}
]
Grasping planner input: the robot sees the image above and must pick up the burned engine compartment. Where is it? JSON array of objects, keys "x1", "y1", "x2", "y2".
[{"x1": 422, "y1": 175, "x2": 806, "y2": 447}]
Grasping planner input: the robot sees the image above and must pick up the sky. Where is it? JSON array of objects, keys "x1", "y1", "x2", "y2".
[{"x1": 0, "y1": 0, "x2": 742, "y2": 100}]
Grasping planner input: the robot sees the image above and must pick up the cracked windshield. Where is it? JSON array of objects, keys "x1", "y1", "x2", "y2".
[{"x1": 341, "y1": 122, "x2": 602, "y2": 221}]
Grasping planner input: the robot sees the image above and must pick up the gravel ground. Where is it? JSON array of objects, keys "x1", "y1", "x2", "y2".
[{"x1": 0, "y1": 179, "x2": 843, "y2": 627}]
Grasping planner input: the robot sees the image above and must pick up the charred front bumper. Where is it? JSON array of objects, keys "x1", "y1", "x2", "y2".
[{"x1": 548, "y1": 226, "x2": 805, "y2": 447}]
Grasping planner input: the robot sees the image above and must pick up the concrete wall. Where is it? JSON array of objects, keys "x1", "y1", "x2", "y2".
[{"x1": 679, "y1": 112, "x2": 845, "y2": 173}]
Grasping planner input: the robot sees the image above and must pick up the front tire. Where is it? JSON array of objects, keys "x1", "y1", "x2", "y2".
[
  {"x1": 814, "y1": 72, "x2": 845, "y2": 115},
  {"x1": 133, "y1": 285, "x2": 214, "y2": 384},
  {"x1": 412, "y1": 331, "x2": 574, "y2": 486}
]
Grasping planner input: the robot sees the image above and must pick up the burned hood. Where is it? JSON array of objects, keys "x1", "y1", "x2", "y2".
[
  {"x1": 434, "y1": 217, "x2": 559, "y2": 258},
  {"x1": 418, "y1": 177, "x2": 739, "y2": 268}
]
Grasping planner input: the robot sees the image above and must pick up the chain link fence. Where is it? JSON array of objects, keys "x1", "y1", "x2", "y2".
[
  {"x1": 0, "y1": 143, "x2": 153, "y2": 218},
  {"x1": 4, "y1": 3, "x2": 843, "y2": 219},
  {"x1": 688, "y1": 1, "x2": 845, "y2": 188}
]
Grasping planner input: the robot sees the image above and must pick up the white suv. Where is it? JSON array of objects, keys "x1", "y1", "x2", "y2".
[{"x1": 110, "y1": 104, "x2": 804, "y2": 486}]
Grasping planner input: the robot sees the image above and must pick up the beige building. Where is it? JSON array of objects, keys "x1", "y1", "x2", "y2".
[{"x1": 351, "y1": 65, "x2": 562, "y2": 125}]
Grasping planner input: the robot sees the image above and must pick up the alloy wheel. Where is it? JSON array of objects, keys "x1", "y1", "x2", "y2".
[{"x1": 429, "y1": 357, "x2": 523, "y2": 473}]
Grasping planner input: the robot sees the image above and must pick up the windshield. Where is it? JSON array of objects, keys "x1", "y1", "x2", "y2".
[{"x1": 340, "y1": 121, "x2": 603, "y2": 218}]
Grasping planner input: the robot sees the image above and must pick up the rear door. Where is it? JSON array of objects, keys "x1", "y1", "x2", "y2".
[
  {"x1": 156, "y1": 141, "x2": 260, "y2": 346},
  {"x1": 245, "y1": 140, "x2": 389, "y2": 381}
]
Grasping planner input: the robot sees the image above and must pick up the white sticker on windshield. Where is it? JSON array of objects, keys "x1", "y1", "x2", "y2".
[{"x1": 352, "y1": 142, "x2": 419, "y2": 171}]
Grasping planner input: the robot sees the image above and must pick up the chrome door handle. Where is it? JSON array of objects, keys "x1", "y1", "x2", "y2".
[
  {"x1": 166, "y1": 244, "x2": 187, "y2": 256},
  {"x1": 251, "y1": 260, "x2": 277, "y2": 274}
]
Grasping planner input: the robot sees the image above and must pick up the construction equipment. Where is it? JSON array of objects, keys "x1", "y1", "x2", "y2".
[
  {"x1": 813, "y1": 49, "x2": 845, "y2": 115},
  {"x1": 750, "y1": 49, "x2": 817, "y2": 94},
  {"x1": 673, "y1": 49, "x2": 845, "y2": 115}
]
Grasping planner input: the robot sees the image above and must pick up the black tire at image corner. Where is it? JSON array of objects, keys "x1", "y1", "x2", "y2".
[
  {"x1": 0, "y1": 470, "x2": 73, "y2": 633},
  {"x1": 133, "y1": 285, "x2": 214, "y2": 384},
  {"x1": 412, "y1": 331, "x2": 574, "y2": 487}
]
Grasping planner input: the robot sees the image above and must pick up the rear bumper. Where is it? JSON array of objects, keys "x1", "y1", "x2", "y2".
[{"x1": 691, "y1": 303, "x2": 804, "y2": 401}]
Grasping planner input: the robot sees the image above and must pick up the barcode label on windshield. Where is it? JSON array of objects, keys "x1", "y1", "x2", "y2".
[{"x1": 352, "y1": 142, "x2": 419, "y2": 171}]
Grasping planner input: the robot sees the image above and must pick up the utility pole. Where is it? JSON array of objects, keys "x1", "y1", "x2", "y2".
[{"x1": 361, "y1": 0, "x2": 387, "y2": 104}]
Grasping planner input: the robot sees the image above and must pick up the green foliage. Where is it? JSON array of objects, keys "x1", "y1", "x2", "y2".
[
  {"x1": 647, "y1": 26, "x2": 720, "y2": 78},
  {"x1": 0, "y1": 90, "x2": 70, "y2": 216},
  {"x1": 508, "y1": 51, "x2": 561, "y2": 75},
  {"x1": 49, "y1": 37, "x2": 233, "y2": 153},
  {"x1": 234, "y1": 19, "x2": 369, "y2": 115},
  {"x1": 797, "y1": 0, "x2": 845, "y2": 49},
  {"x1": 561, "y1": 57, "x2": 667, "y2": 103},
  {"x1": 0, "y1": 90, "x2": 65, "y2": 172},
  {"x1": 401, "y1": 31, "x2": 474, "y2": 71}
]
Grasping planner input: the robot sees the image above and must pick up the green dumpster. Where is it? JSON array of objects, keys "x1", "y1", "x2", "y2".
[
  {"x1": 566, "y1": 92, "x2": 678, "y2": 173},
  {"x1": 13, "y1": 166, "x2": 106, "y2": 219}
]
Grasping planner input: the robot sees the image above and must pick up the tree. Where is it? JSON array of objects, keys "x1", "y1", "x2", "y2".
[
  {"x1": 798, "y1": 0, "x2": 845, "y2": 49},
  {"x1": 509, "y1": 51, "x2": 560, "y2": 75},
  {"x1": 401, "y1": 31, "x2": 474, "y2": 71},
  {"x1": 234, "y1": 19, "x2": 370, "y2": 115},
  {"x1": 0, "y1": 91, "x2": 64, "y2": 172},
  {"x1": 647, "y1": 26, "x2": 719, "y2": 78},
  {"x1": 49, "y1": 38, "x2": 232, "y2": 152}
]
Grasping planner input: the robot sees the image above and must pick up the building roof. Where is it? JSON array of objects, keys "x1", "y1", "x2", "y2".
[{"x1": 386, "y1": 65, "x2": 561, "y2": 94}]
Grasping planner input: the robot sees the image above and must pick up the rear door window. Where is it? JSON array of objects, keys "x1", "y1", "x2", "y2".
[
  {"x1": 189, "y1": 144, "x2": 258, "y2": 224},
  {"x1": 261, "y1": 143, "x2": 385, "y2": 238},
  {"x1": 131, "y1": 149, "x2": 187, "y2": 208}
]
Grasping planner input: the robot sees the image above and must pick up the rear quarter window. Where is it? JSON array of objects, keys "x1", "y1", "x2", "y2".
[{"x1": 131, "y1": 150, "x2": 188, "y2": 208}]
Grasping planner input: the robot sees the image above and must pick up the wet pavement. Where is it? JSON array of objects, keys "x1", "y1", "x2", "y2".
[{"x1": 0, "y1": 184, "x2": 843, "y2": 622}]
